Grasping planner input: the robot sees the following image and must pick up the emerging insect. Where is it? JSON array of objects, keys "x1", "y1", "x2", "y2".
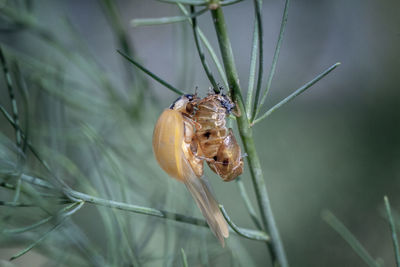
[
  {"x1": 193, "y1": 92, "x2": 244, "y2": 181},
  {"x1": 152, "y1": 94, "x2": 229, "y2": 246}
]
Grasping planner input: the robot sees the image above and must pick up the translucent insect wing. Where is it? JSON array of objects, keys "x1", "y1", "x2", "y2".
[{"x1": 184, "y1": 175, "x2": 229, "y2": 246}]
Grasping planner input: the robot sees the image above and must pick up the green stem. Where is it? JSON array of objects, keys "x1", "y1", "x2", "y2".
[
  {"x1": 117, "y1": 50, "x2": 184, "y2": 95},
  {"x1": 190, "y1": 5, "x2": 219, "y2": 91},
  {"x1": 252, "y1": 62, "x2": 340, "y2": 125},
  {"x1": 254, "y1": 0, "x2": 290, "y2": 120},
  {"x1": 16, "y1": 173, "x2": 268, "y2": 241},
  {"x1": 0, "y1": 46, "x2": 22, "y2": 148},
  {"x1": 322, "y1": 210, "x2": 379, "y2": 267},
  {"x1": 236, "y1": 178, "x2": 263, "y2": 230},
  {"x1": 177, "y1": 4, "x2": 229, "y2": 89},
  {"x1": 220, "y1": 205, "x2": 269, "y2": 241},
  {"x1": 131, "y1": 6, "x2": 208, "y2": 27},
  {"x1": 181, "y1": 248, "x2": 189, "y2": 267},
  {"x1": 209, "y1": 2, "x2": 288, "y2": 266},
  {"x1": 250, "y1": 0, "x2": 264, "y2": 121},
  {"x1": 384, "y1": 196, "x2": 400, "y2": 267},
  {"x1": 245, "y1": 18, "x2": 259, "y2": 119}
]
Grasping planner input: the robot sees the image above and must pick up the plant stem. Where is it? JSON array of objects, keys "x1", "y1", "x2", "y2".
[
  {"x1": 131, "y1": 6, "x2": 208, "y2": 27},
  {"x1": 220, "y1": 205, "x2": 269, "y2": 241},
  {"x1": 181, "y1": 248, "x2": 189, "y2": 267},
  {"x1": 250, "y1": 0, "x2": 264, "y2": 121},
  {"x1": 190, "y1": 5, "x2": 219, "y2": 91},
  {"x1": 254, "y1": 0, "x2": 290, "y2": 120},
  {"x1": 16, "y1": 173, "x2": 269, "y2": 241},
  {"x1": 117, "y1": 50, "x2": 184, "y2": 95},
  {"x1": 384, "y1": 196, "x2": 400, "y2": 267},
  {"x1": 177, "y1": 4, "x2": 229, "y2": 89},
  {"x1": 322, "y1": 210, "x2": 379, "y2": 267},
  {"x1": 209, "y1": 2, "x2": 288, "y2": 266},
  {"x1": 245, "y1": 18, "x2": 259, "y2": 119},
  {"x1": 236, "y1": 178, "x2": 263, "y2": 230},
  {"x1": 252, "y1": 62, "x2": 340, "y2": 125}
]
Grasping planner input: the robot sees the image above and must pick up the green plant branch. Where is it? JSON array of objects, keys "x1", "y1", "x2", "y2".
[
  {"x1": 3, "y1": 202, "x2": 83, "y2": 235},
  {"x1": 158, "y1": 0, "x2": 207, "y2": 5},
  {"x1": 236, "y1": 177, "x2": 263, "y2": 230},
  {"x1": 220, "y1": 0, "x2": 245, "y2": 6},
  {"x1": 250, "y1": 0, "x2": 264, "y2": 121},
  {"x1": 181, "y1": 248, "x2": 189, "y2": 267},
  {"x1": 131, "y1": 6, "x2": 208, "y2": 27},
  {"x1": 252, "y1": 62, "x2": 340, "y2": 125},
  {"x1": 322, "y1": 210, "x2": 379, "y2": 267},
  {"x1": 9, "y1": 201, "x2": 84, "y2": 261},
  {"x1": 177, "y1": 4, "x2": 229, "y2": 89},
  {"x1": 384, "y1": 196, "x2": 400, "y2": 267},
  {"x1": 12, "y1": 62, "x2": 30, "y2": 155},
  {"x1": 12, "y1": 173, "x2": 269, "y2": 242},
  {"x1": 0, "y1": 104, "x2": 71, "y2": 192},
  {"x1": 117, "y1": 50, "x2": 184, "y2": 95},
  {"x1": 0, "y1": 46, "x2": 24, "y2": 203},
  {"x1": 190, "y1": 5, "x2": 219, "y2": 91},
  {"x1": 0, "y1": 201, "x2": 34, "y2": 207},
  {"x1": 245, "y1": 17, "x2": 259, "y2": 119},
  {"x1": 253, "y1": 0, "x2": 290, "y2": 120},
  {"x1": 158, "y1": 0, "x2": 244, "y2": 6},
  {"x1": 209, "y1": 2, "x2": 288, "y2": 266},
  {"x1": 0, "y1": 46, "x2": 21, "y2": 150},
  {"x1": 100, "y1": 0, "x2": 135, "y2": 84},
  {"x1": 220, "y1": 205, "x2": 269, "y2": 241}
]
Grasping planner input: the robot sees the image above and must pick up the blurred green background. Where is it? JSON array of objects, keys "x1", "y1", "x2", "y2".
[{"x1": 0, "y1": 0, "x2": 400, "y2": 266}]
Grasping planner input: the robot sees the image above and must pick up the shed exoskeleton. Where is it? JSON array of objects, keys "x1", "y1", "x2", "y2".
[{"x1": 193, "y1": 92, "x2": 244, "y2": 181}]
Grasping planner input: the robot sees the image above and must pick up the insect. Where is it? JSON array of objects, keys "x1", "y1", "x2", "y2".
[
  {"x1": 152, "y1": 94, "x2": 229, "y2": 246},
  {"x1": 193, "y1": 92, "x2": 244, "y2": 181}
]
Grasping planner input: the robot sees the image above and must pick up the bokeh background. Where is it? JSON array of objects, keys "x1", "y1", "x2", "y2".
[{"x1": 0, "y1": 0, "x2": 400, "y2": 266}]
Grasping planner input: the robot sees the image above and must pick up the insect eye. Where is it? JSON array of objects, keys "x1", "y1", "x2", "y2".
[{"x1": 184, "y1": 94, "x2": 194, "y2": 101}]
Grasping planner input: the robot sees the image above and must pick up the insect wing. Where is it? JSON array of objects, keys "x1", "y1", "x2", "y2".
[
  {"x1": 184, "y1": 174, "x2": 229, "y2": 246},
  {"x1": 153, "y1": 109, "x2": 229, "y2": 246},
  {"x1": 153, "y1": 109, "x2": 187, "y2": 181}
]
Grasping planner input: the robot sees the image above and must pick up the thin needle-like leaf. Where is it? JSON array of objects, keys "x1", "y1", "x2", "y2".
[
  {"x1": 250, "y1": 0, "x2": 264, "y2": 121},
  {"x1": 220, "y1": 205, "x2": 270, "y2": 241},
  {"x1": 181, "y1": 248, "x2": 189, "y2": 267},
  {"x1": 158, "y1": 0, "x2": 207, "y2": 5},
  {"x1": 322, "y1": 210, "x2": 379, "y2": 267},
  {"x1": 0, "y1": 46, "x2": 24, "y2": 202},
  {"x1": 221, "y1": 0, "x2": 245, "y2": 6},
  {"x1": 117, "y1": 50, "x2": 184, "y2": 95},
  {"x1": 252, "y1": 62, "x2": 340, "y2": 125},
  {"x1": 236, "y1": 178, "x2": 262, "y2": 230},
  {"x1": 0, "y1": 104, "x2": 70, "y2": 191},
  {"x1": 384, "y1": 196, "x2": 400, "y2": 267},
  {"x1": 9, "y1": 201, "x2": 84, "y2": 261},
  {"x1": 177, "y1": 4, "x2": 229, "y2": 89},
  {"x1": 0, "y1": 201, "x2": 34, "y2": 207},
  {"x1": 254, "y1": 0, "x2": 290, "y2": 119},
  {"x1": 3, "y1": 202, "x2": 80, "y2": 234},
  {"x1": 10, "y1": 223, "x2": 63, "y2": 261},
  {"x1": 4, "y1": 215, "x2": 53, "y2": 235},
  {"x1": 17, "y1": 173, "x2": 268, "y2": 241},
  {"x1": 0, "y1": 46, "x2": 21, "y2": 149},
  {"x1": 246, "y1": 13, "x2": 259, "y2": 119},
  {"x1": 190, "y1": 5, "x2": 219, "y2": 91},
  {"x1": 131, "y1": 7, "x2": 208, "y2": 27}
]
